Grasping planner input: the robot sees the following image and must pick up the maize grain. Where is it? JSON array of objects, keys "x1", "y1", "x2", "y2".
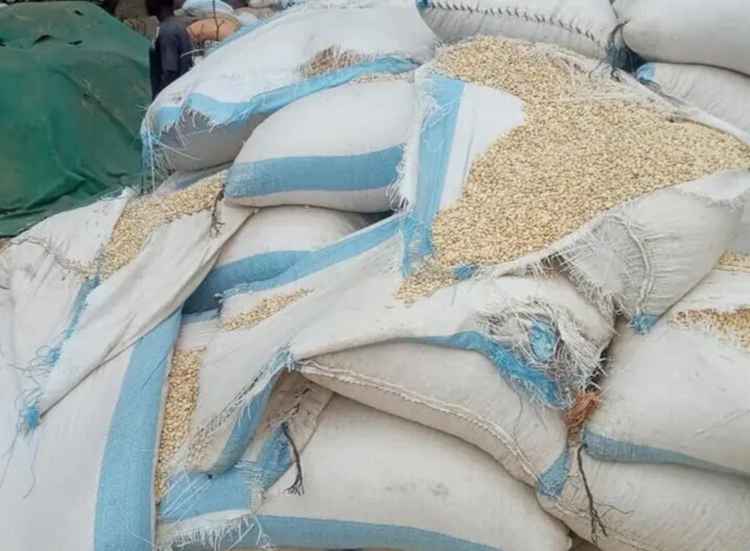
[
  {"x1": 401, "y1": 38, "x2": 750, "y2": 298},
  {"x1": 719, "y1": 252, "x2": 750, "y2": 273},
  {"x1": 673, "y1": 308, "x2": 750, "y2": 353},
  {"x1": 395, "y1": 261, "x2": 456, "y2": 303},
  {"x1": 155, "y1": 348, "x2": 204, "y2": 499},
  {"x1": 95, "y1": 173, "x2": 225, "y2": 279},
  {"x1": 300, "y1": 47, "x2": 364, "y2": 78},
  {"x1": 352, "y1": 71, "x2": 414, "y2": 84},
  {"x1": 223, "y1": 289, "x2": 311, "y2": 331}
]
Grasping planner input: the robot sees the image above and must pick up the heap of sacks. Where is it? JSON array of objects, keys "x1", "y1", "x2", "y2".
[{"x1": 1, "y1": 2, "x2": 749, "y2": 551}]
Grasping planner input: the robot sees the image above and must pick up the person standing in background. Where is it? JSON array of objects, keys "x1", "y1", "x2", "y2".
[{"x1": 146, "y1": 0, "x2": 195, "y2": 98}]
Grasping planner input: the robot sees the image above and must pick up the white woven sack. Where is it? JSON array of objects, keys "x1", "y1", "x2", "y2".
[
  {"x1": 637, "y1": 63, "x2": 750, "y2": 134},
  {"x1": 417, "y1": 0, "x2": 617, "y2": 59},
  {"x1": 0, "y1": 312, "x2": 181, "y2": 551},
  {"x1": 226, "y1": 80, "x2": 415, "y2": 213},
  {"x1": 0, "y1": 179, "x2": 249, "y2": 431},
  {"x1": 177, "y1": 213, "x2": 612, "y2": 477},
  {"x1": 400, "y1": 62, "x2": 750, "y2": 334},
  {"x1": 559, "y1": 173, "x2": 749, "y2": 332},
  {"x1": 183, "y1": 206, "x2": 371, "y2": 314},
  {"x1": 179, "y1": 0, "x2": 235, "y2": 16},
  {"x1": 302, "y1": 342, "x2": 568, "y2": 488},
  {"x1": 142, "y1": 4, "x2": 434, "y2": 172},
  {"x1": 614, "y1": 0, "x2": 750, "y2": 76},
  {"x1": 538, "y1": 446, "x2": 750, "y2": 551},
  {"x1": 298, "y1": 271, "x2": 614, "y2": 487},
  {"x1": 158, "y1": 395, "x2": 571, "y2": 551},
  {"x1": 179, "y1": 216, "x2": 404, "y2": 474},
  {"x1": 584, "y1": 262, "x2": 750, "y2": 478}
]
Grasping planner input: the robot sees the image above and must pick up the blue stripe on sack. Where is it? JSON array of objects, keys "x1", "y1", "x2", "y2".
[
  {"x1": 402, "y1": 76, "x2": 464, "y2": 275},
  {"x1": 94, "y1": 310, "x2": 182, "y2": 551},
  {"x1": 636, "y1": 63, "x2": 656, "y2": 83},
  {"x1": 183, "y1": 251, "x2": 307, "y2": 314},
  {"x1": 151, "y1": 106, "x2": 182, "y2": 133},
  {"x1": 22, "y1": 276, "x2": 101, "y2": 431},
  {"x1": 175, "y1": 57, "x2": 418, "y2": 129},
  {"x1": 583, "y1": 430, "x2": 747, "y2": 477},
  {"x1": 223, "y1": 214, "x2": 401, "y2": 299},
  {"x1": 630, "y1": 313, "x2": 659, "y2": 335},
  {"x1": 537, "y1": 448, "x2": 570, "y2": 498},
  {"x1": 208, "y1": 368, "x2": 282, "y2": 475},
  {"x1": 529, "y1": 320, "x2": 557, "y2": 362},
  {"x1": 160, "y1": 425, "x2": 293, "y2": 522},
  {"x1": 421, "y1": 332, "x2": 563, "y2": 407},
  {"x1": 174, "y1": 516, "x2": 502, "y2": 551},
  {"x1": 226, "y1": 145, "x2": 403, "y2": 198}
]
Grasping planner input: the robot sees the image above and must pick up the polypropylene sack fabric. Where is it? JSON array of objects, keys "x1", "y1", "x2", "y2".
[
  {"x1": 417, "y1": 0, "x2": 617, "y2": 60},
  {"x1": 158, "y1": 396, "x2": 572, "y2": 551},
  {"x1": 0, "y1": 312, "x2": 181, "y2": 551},
  {"x1": 539, "y1": 446, "x2": 750, "y2": 551},
  {"x1": 614, "y1": 0, "x2": 750, "y2": 76},
  {"x1": 226, "y1": 80, "x2": 415, "y2": 213},
  {"x1": 142, "y1": 4, "x2": 434, "y2": 172},
  {"x1": 637, "y1": 63, "x2": 750, "y2": 134},
  {"x1": 584, "y1": 263, "x2": 750, "y2": 478}
]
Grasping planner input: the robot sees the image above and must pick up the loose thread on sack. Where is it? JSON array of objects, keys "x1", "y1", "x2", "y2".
[
  {"x1": 577, "y1": 444, "x2": 608, "y2": 544},
  {"x1": 281, "y1": 422, "x2": 304, "y2": 496},
  {"x1": 210, "y1": 187, "x2": 226, "y2": 237}
]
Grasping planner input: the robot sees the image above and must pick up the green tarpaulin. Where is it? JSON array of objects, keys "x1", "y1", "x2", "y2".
[{"x1": 0, "y1": 2, "x2": 150, "y2": 236}]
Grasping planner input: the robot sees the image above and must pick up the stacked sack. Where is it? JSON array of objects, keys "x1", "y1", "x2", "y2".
[
  {"x1": 613, "y1": 0, "x2": 750, "y2": 135},
  {"x1": 141, "y1": 2, "x2": 434, "y2": 172},
  {"x1": 542, "y1": 253, "x2": 750, "y2": 551},
  {"x1": 3, "y1": 2, "x2": 750, "y2": 551}
]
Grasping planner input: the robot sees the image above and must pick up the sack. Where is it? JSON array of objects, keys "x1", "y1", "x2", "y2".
[
  {"x1": 614, "y1": 0, "x2": 750, "y2": 76},
  {"x1": 226, "y1": 80, "x2": 414, "y2": 213},
  {"x1": 398, "y1": 38, "x2": 750, "y2": 333},
  {"x1": 0, "y1": 312, "x2": 181, "y2": 551},
  {"x1": 180, "y1": 0, "x2": 235, "y2": 17},
  {"x1": 179, "y1": 216, "x2": 404, "y2": 474},
  {"x1": 637, "y1": 63, "x2": 750, "y2": 134},
  {"x1": 584, "y1": 258, "x2": 750, "y2": 478},
  {"x1": 184, "y1": 206, "x2": 372, "y2": 314},
  {"x1": 177, "y1": 211, "x2": 611, "y2": 476},
  {"x1": 417, "y1": 0, "x2": 617, "y2": 60},
  {"x1": 157, "y1": 395, "x2": 571, "y2": 551},
  {"x1": 142, "y1": 5, "x2": 434, "y2": 172},
  {"x1": 538, "y1": 446, "x2": 750, "y2": 551},
  {"x1": 187, "y1": 15, "x2": 241, "y2": 44},
  {"x1": 0, "y1": 174, "x2": 249, "y2": 428},
  {"x1": 299, "y1": 271, "x2": 614, "y2": 487}
]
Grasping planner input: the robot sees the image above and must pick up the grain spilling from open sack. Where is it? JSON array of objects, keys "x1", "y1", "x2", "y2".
[
  {"x1": 223, "y1": 289, "x2": 312, "y2": 331},
  {"x1": 155, "y1": 348, "x2": 204, "y2": 499},
  {"x1": 96, "y1": 173, "x2": 225, "y2": 278},
  {"x1": 429, "y1": 38, "x2": 750, "y2": 270},
  {"x1": 672, "y1": 308, "x2": 750, "y2": 352},
  {"x1": 719, "y1": 251, "x2": 750, "y2": 272}
]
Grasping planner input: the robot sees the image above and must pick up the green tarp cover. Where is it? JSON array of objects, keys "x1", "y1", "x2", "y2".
[{"x1": 0, "y1": 2, "x2": 150, "y2": 236}]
